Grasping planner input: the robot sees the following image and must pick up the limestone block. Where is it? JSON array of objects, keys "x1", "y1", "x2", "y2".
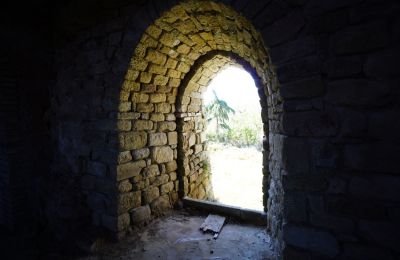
[
  {"x1": 165, "y1": 160, "x2": 177, "y2": 173},
  {"x1": 117, "y1": 160, "x2": 146, "y2": 181},
  {"x1": 169, "y1": 172, "x2": 177, "y2": 181},
  {"x1": 141, "y1": 34, "x2": 158, "y2": 48},
  {"x1": 136, "y1": 103, "x2": 154, "y2": 113},
  {"x1": 261, "y1": 11, "x2": 304, "y2": 47},
  {"x1": 119, "y1": 102, "x2": 132, "y2": 112},
  {"x1": 125, "y1": 70, "x2": 140, "y2": 81},
  {"x1": 149, "y1": 132, "x2": 168, "y2": 146},
  {"x1": 168, "y1": 69, "x2": 181, "y2": 78},
  {"x1": 155, "y1": 103, "x2": 171, "y2": 113},
  {"x1": 141, "y1": 84, "x2": 157, "y2": 93},
  {"x1": 117, "y1": 120, "x2": 132, "y2": 131},
  {"x1": 87, "y1": 161, "x2": 107, "y2": 177},
  {"x1": 132, "y1": 93, "x2": 149, "y2": 103},
  {"x1": 151, "y1": 174, "x2": 169, "y2": 186},
  {"x1": 282, "y1": 137, "x2": 310, "y2": 174},
  {"x1": 150, "y1": 93, "x2": 167, "y2": 103},
  {"x1": 284, "y1": 191, "x2": 307, "y2": 222},
  {"x1": 142, "y1": 164, "x2": 160, "y2": 178},
  {"x1": 282, "y1": 111, "x2": 338, "y2": 137},
  {"x1": 167, "y1": 131, "x2": 178, "y2": 145},
  {"x1": 131, "y1": 205, "x2": 151, "y2": 225},
  {"x1": 118, "y1": 112, "x2": 141, "y2": 120},
  {"x1": 332, "y1": 21, "x2": 388, "y2": 54},
  {"x1": 182, "y1": 121, "x2": 195, "y2": 132},
  {"x1": 160, "y1": 46, "x2": 178, "y2": 58},
  {"x1": 118, "y1": 180, "x2": 133, "y2": 193},
  {"x1": 134, "y1": 120, "x2": 153, "y2": 131},
  {"x1": 198, "y1": 186, "x2": 206, "y2": 200},
  {"x1": 146, "y1": 25, "x2": 162, "y2": 39},
  {"x1": 119, "y1": 131, "x2": 147, "y2": 150},
  {"x1": 131, "y1": 57, "x2": 148, "y2": 71},
  {"x1": 165, "y1": 58, "x2": 178, "y2": 69},
  {"x1": 150, "y1": 113, "x2": 165, "y2": 122},
  {"x1": 159, "y1": 85, "x2": 173, "y2": 94},
  {"x1": 283, "y1": 225, "x2": 339, "y2": 258},
  {"x1": 142, "y1": 186, "x2": 160, "y2": 204},
  {"x1": 160, "y1": 33, "x2": 181, "y2": 47},
  {"x1": 169, "y1": 78, "x2": 181, "y2": 88},
  {"x1": 177, "y1": 62, "x2": 190, "y2": 73},
  {"x1": 280, "y1": 76, "x2": 324, "y2": 99},
  {"x1": 188, "y1": 133, "x2": 196, "y2": 147},
  {"x1": 141, "y1": 113, "x2": 150, "y2": 120},
  {"x1": 270, "y1": 36, "x2": 316, "y2": 64},
  {"x1": 117, "y1": 213, "x2": 131, "y2": 232},
  {"x1": 150, "y1": 195, "x2": 171, "y2": 215},
  {"x1": 153, "y1": 75, "x2": 169, "y2": 86},
  {"x1": 158, "y1": 121, "x2": 176, "y2": 132},
  {"x1": 277, "y1": 55, "x2": 320, "y2": 83},
  {"x1": 145, "y1": 49, "x2": 167, "y2": 65},
  {"x1": 175, "y1": 19, "x2": 197, "y2": 34},
  {"x1": 187, "y1": 104, "x2": 200, "y2": 112},
  {"x1": 132, "y1": 148, "x2": 150, "y2": 160},
  {"x1": 161, "y1": 182, "x2": 175, "y2": 194},
  {"x1": 322, "y1": 56, "x2": 363, "y2": 78},
  {"x1": 177, "y1": 44, "x2": 191, "y2": 54},
  {"x1": 326, "y1": 79, "x2": 389, "y2": 107},
  {"x1": 152, "y1": 146, "x2": 174, "y2": 163},
  {"x1": 194, "y1": 144, "x2": 203, "y2": 154},
  {"x1": 118, "y1": 191, "x2": 141, "y2": 214},
  {"x1": 140, "y1": 72, "x2": 152, "y2": 83}
]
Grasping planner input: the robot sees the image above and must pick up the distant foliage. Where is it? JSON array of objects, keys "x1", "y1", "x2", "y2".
[
  {"x1": 205, "y1": 90, "x2": 235, "y2": 134},
  {"x1": 205, "y1": 95, "x2": 263, "y2": 148}
]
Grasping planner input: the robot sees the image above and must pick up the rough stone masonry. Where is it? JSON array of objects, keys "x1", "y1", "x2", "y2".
[{"x1": 1, "y1": 0, "x2": 400, "y2": 259}]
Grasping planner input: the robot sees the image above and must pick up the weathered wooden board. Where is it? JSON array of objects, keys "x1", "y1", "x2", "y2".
[{"x1": 199, "y1": 214, "x2": 226, "y2": 239}]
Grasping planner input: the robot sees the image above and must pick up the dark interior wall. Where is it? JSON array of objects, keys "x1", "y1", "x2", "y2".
[
  {"x1": 0, "y1": 1, "x2": 54, "y2": 230},
  {"x1": 0, "y1": 0, "x2": 399, "y2": 259}
]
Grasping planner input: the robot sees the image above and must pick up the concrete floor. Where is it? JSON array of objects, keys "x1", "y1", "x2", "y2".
[{"x1": 86, "y1": 210, "x2": 274, "y2": 260}]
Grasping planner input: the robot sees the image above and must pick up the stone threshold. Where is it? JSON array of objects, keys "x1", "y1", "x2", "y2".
[{"x1": 182, "y1": 197, "x2": 267, "y2": 226}]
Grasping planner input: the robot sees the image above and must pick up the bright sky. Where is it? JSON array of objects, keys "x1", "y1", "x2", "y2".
[{"x1": 203, "y1": 66, "x2": 260, "y2": 111}]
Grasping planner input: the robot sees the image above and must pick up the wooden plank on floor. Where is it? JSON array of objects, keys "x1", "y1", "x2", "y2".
[{"x1": 199, "y1": 214, "x2": 226, "y2": 238}]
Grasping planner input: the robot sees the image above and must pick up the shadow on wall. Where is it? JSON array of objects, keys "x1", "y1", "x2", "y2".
[{"x1": 1, "y1": 0, "x2": 399, "y2": 259}]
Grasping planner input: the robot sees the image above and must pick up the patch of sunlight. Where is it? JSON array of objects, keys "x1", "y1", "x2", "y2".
[{"x1": 204, "y1": 66, "x2": 264, "y2": 211}]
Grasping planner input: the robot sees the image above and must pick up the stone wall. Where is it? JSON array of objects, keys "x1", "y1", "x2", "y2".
[
  {"x1": 50, "y1": 0, "x2": 400, "y2": 257},
  {"x1": 0, "y1": 55, "x2": 16, "y2": 227},
  {"x1": 177, "y1": 54, "x2": 235, "y2": 201},
  {"x1": 0, "y1": 6, "x2": 53, "y2": 231},
  {"x1": 1, "y1": 0, "x2": 399, "y2": 259},
  {"x1": 115, "y1": 0, "x2": 274, "y2": 239}
]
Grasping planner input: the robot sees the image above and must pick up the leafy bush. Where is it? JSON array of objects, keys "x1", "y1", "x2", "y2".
[
  {"x1": 206, "y1": 108, "x2": 263, "y2": 148},
  {"x1": 226, "y1": 126, "x2": 259, "y2": 147}
]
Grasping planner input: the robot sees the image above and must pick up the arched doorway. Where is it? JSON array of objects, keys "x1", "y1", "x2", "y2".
[
  {"x1": 176, "y1": 52, "x2": 267, "y2": 212},
  {"x1": 115, "y1": 0, "x2": 279, "y2": 242}
]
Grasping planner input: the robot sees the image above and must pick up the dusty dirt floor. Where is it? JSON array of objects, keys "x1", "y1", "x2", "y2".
[
  {"x1": 82, "y1": 210, "x2": 274, "y2": 260},
  {"x1": 208, "y1": 143, "x2": 264, "y2": 211}
]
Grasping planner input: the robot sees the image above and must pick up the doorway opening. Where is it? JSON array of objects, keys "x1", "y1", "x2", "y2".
[{"x1": 204, "y1": 66, "x2": 263, "y2": 211}]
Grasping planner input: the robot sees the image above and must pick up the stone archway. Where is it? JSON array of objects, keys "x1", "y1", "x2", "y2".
[
  {"x1": 175, "y1": 50, "x2": 269, "y2": 209},
  {"x1": 115, "y1": 0, "x2": 279, "y2": 240}
]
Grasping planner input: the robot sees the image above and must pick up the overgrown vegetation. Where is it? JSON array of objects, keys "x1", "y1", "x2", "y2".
[{"x1": 205, "y1": 92, "x2": 262, "y2": 148}]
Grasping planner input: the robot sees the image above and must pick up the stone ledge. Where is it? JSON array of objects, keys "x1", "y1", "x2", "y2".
[{"x1": 182, "y1": 197, "x2": 267, "y2": 225}]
